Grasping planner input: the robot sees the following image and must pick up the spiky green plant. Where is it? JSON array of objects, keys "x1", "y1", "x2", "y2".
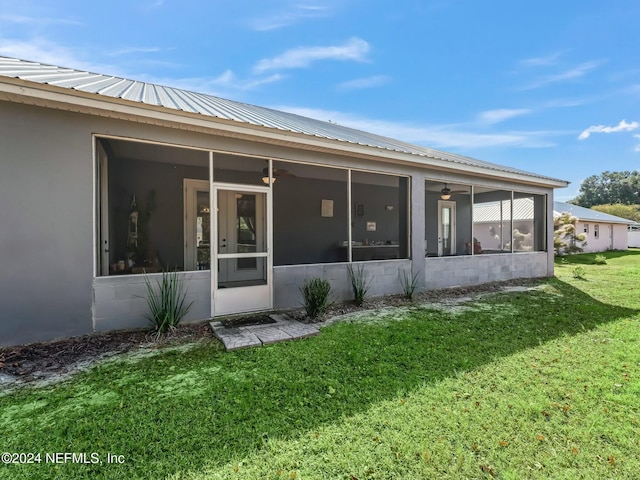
[
  {"x1": 300, "y1": 278, "x2": 332, "y2": 319},
  {"x1": 348, "y1": 264, "x2": 371, "y2": 306},
  {"x1": 400, "y1": 268, "x2": 421, "y2": 301},
  {"x1": 143, "y1": 269, "x2": 193, "y2": 337}
]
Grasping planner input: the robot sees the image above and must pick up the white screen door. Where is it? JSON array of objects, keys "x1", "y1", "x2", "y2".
[{"x1": 212, "y1": 183, "x2": 272, "y2": 316}]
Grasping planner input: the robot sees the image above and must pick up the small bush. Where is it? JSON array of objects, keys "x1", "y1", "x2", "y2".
[
  {"x1": 144, "y1": 269, "x2": 193, "y2": 337},
  {"x1": 594, "y1": 254, "x2": 607, "y2": 265},
  {"x1": 400, "y1": 268, "x2": 421, "y2": 301},
  {"x1": 348, "y1": 264, "x2": 371, "y2": 306},
  {"x1": 300, "y1": 278, "x2": 332, "y2": 318},
  {"x1": 572, "y1": 266, "x2": 587, "y2": 280}
]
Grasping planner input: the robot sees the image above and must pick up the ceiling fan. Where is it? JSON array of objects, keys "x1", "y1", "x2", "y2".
[
  {"x1": 261, "y1": 167, "x2": 296, "y2": 184},
  {"x1": 440, "y1": 183, "x2": 469, "y2": 199}
]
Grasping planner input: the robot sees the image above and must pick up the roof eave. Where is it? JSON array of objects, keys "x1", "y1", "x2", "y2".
[{"x1": 0, "y1": 77, "x2": 569, "y2": 189}]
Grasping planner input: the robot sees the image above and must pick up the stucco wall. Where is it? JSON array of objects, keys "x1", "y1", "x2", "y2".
[
  {"x1": 578, "y1": 222, "x2": 628, "y2": 252},
  {"x1": 0, "y1": 102, "x2": 95, "y2": 346}
]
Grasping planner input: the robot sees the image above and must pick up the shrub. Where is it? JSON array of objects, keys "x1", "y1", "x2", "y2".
[
  {"x1": 400, "y1": 268, "x2": 421, "y2": 301},
  {"x1": 300, "y1": 278, "x2": 332, "y2": 319},
  {"x1": 554, "y1": 212, "x2": 587, "y2": 255},
  {"x1": 594, "y1": 254, "x2": 607, "y2": 265},
  {"x1": 348, "y1": 264, "x2": 371, "y2": 306},
  {"x1": 572, "y1": 266, "x2": 587, "y2": 280},
  {"x1": 144, "y1": 269, "x2": 193, "y2": 337}
]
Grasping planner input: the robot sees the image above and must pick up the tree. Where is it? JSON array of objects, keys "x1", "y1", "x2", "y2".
[
  {"x1": 591, "y1": 203, "x2": 640, "y2": 222},
  {"x1": 571, "y1": 171, "x2": 640, "y2": 207},
  {"x1": 554, "y1": 212, "x2": 587, "y2": 255}
]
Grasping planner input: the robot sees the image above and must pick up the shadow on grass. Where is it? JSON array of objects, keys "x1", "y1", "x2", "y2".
[{"x1": 1, "y1": 278, "x2": 638, "y2": 479}]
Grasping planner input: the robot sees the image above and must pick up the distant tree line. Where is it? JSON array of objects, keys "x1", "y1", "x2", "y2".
[
  {"x1": 571, "y1": 171, "x2": 640, "y2": 208},
  {"x1": 570, "y1": 171, "x2": 640, "y2": 222}
]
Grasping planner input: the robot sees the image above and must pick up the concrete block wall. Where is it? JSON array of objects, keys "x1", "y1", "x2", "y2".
[
  {"x1": 273, "y1": 260, "x2": 413, "y2": 309},
  {"x1": 93, "y1": 271, "x2": 211, "y2": 332},
  {"x1": 424, "y1": 252, "x2": 548, "y2": 289}
]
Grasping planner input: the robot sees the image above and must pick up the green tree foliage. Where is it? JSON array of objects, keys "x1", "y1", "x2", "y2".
[
  {"x1": 571, "y1": 171, "x2": 640, "y2": 207},
  {"x1": 554, "y1": 212, "x2": 587, "y2": 255},
  {"x1": 591, "y1": 203, "x2": 640, "y2": 222}
]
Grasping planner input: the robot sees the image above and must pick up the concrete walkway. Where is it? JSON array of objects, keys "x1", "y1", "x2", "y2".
[{"x1": 210, "y1": 313, "x2": 320, "y2": 351}]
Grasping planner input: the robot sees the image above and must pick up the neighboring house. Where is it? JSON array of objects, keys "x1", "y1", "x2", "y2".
[
  {"x1": 0, "y1": 57, "x2": 568, "y2": 347},
  {"x1": 553, "y1": 202, "x2": 632, "y2": 252}
]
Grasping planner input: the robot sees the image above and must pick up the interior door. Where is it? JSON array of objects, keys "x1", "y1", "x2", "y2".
[
  {"x1": 213, "y1": 184, "x2": 271, "y2": 316},
  {"x1": 438, "y1": 200, "x2": 456, "y2": 256}
]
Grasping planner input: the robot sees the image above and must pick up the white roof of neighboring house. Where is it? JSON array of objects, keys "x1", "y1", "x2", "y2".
[
  {"x1": 0, "y1": 56, "x2": 568, "y2": 187},
  {"x1": 553, "y1": 201, "x2": 634, "y2": 225},
  {"x1": 473, "y1": 197, "x2": 535, "y2": 223}
]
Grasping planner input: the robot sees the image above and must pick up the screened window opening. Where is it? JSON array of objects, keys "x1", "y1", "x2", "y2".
[
  {"x1": 473, "y1": 188, "x2": 512, "y2": 254},
  {"x1": 351, "y1": 171, "x2": 409, "y2": 260},
  {"x1": 272, "y1": 161, "x2": 348, "y2": 266},
  {"x1": 96, "y1": 138, "x2": 209, "y2": 276},
  {"x1": 512, "y1": 192, "x2": 546, "y2": 252},
  {"x1": 424, "y1": 180, "x2": 472, "y2": 256}
]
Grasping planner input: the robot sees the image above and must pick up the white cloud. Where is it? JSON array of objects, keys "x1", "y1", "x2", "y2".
[
  {"x1": 520, "y1": 51, "x2": 563, "y2": 68},
  {"x1": 253, "y1": 37, "x2": 369, "y2": 73},
  {"x1": 248, "y1": 4, "x2": 331, "y2": 31},
  {"x1": 337, "y1": 75, "x2": 390, "y2": 91},
  {"x1": 634, "y1": 134, "x2": 640, "y2": 152},
  {"x1": 176, "y1": 69, "x2": 286, "y2": 93},
  {"x1": 521, "y1": 60, "x2": 604, "y2": 90},
  {"x1": 107, "y1": 47, "x2": 164, "y2": 56},
  {"x1": 578, "y1": 119, "x2": 640, "y2": 140},
  {"x1": 0, "y1": 13, "x2": 81, "y2": 26},
  {"x1": 274, "y1": 106, "x2": 563, "y2": 150},
  {"x1": 477, "y1": 108, "x2": 531, "y2": 125},
  {"x1": 0, "y1": 37, "x2": 96, "y2": 71}
]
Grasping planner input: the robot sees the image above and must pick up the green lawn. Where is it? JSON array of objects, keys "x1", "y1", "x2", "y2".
[{"x1": 1, "y1": 251, "x2": 639, "y2": 479}]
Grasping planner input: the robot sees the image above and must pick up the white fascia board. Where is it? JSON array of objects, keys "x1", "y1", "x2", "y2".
[{"x1": 0, "y1": 78, "x2": 568, "y2": 189}]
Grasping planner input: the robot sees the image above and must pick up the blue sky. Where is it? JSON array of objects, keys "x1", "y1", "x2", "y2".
[{"x1": 1, "y1": 0, "x2": 639, "y2": 200}]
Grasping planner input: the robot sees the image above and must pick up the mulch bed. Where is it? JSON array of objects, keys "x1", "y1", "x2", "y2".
[{"x1": 0, "y1": 278, "x2": 540, "y2": 387}]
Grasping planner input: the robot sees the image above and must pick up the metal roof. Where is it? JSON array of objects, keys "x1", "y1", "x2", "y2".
[
  {"x1": 473, "y1": 197, "x2": 535, "y2": 223},
  {"x1": 553, "y1": 202, "x2": 634, "y2": 225},
  {"x1": 0, "y1": 55, "x2": 566, "y2": 184}
]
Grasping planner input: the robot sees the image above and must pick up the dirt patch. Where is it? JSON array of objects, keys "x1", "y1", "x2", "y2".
[
  {"x1": 0, "y1": 278, "x2": 540, "y2": 388},
  {"x1": 0, "y1": 323, "x2": 214, "y2": 388}
]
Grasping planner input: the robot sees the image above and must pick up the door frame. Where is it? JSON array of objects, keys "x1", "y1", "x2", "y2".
[
  {"x1": 183, "y1": 179, "x2": 210, "y2": 271},
  {"x1": 211, "y1": 182, "x2": 273, "y2": 317},
  {"x1": 438, "y1": 200, "x2": 456, "y2": 256}
]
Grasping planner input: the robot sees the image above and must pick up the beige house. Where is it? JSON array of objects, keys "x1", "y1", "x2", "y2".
[
  {"x1": 0, "y1": 56, "x2": 568, "y2": 346},
  {"x1": 554, "y1": 202, "x2": 631, "y2": 252}
]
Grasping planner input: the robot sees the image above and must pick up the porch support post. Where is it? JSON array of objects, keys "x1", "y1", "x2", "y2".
[{"x1": 410, "y1": 175, "x2": 426, "y2": 291}]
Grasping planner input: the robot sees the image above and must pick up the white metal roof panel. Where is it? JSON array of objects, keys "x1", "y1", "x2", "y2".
[
  {"x1": 553, "y1": 202, "x2": 634, "y2": 224},
  {"x1": 0, "y1": 55, "x2": 566, "y2": 184}
]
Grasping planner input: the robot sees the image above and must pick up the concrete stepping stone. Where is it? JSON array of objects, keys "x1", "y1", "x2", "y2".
[{"x1": 210, "y1": 313, "x2": 320, "y2": 351}]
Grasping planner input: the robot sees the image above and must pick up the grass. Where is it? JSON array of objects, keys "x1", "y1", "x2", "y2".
[{"x1": 1, "y1": 250, "x2": 639, "y2": 479}]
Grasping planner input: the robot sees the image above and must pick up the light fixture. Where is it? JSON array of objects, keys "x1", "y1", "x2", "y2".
[
  {"x1": 261, "y1": 176, "x2": 276, "y2": 185},
  {"x1": 440, "y1": 183, "x2": 452, "y2": 200}
]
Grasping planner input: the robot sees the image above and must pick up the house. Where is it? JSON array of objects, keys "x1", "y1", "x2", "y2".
[
  {"x1": 553, "y1": 201, "x2": 632, "y2": 252},
  {"x1": 0, "y1": 56, "x2": 568, "y2": 347}
]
